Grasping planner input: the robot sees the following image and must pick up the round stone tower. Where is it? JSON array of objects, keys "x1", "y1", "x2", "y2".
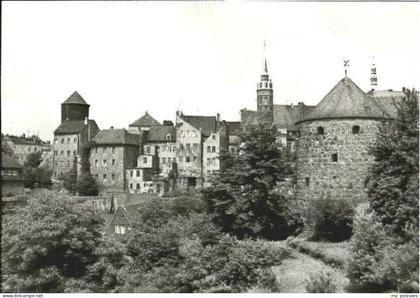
[
  {"x1": 61, "y1": 91, "x2": 90, "y2": 122},
  {"x1": 295, "y1": 77, "x2": 391, "y2": 205}
]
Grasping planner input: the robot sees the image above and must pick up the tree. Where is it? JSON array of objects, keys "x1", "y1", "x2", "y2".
[
  {"x1": 76, "y1": 141, "x2": 98, "y2": 196},
  {"x1": 202, "y1": 123, "x2": 302, "y2": 240},
  {"x1": 63, "y1": 165, "x2": 78, "y2": 194},
  {"x1": 1, "y1": 138, "x2": 15, "y2": 158},
  {"x1": 366, "y1": 88, "x2": 419, "y2": 239},
  {"x1": 1, "y1": 194, "x2": 104, "y2": 292},
  {"x1": 23, "y1": 152, "x2": 51, "y2": 188}
]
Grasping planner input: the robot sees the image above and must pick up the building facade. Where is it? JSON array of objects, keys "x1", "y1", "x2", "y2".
[
  {"x1": 90, "y1": 129, "x2": 139, "y2": 193},
  {"x1": 2, "y1": 134, "x2": 50, "y2": 165},
  {"x1": 1, "y1": 153, "x2": 25, "y2": 196},
  {"x1": 52, "y1": 92, "x2": 99, "y2": 178}
]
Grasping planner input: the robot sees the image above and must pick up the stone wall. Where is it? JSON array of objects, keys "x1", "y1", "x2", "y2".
[{"x1": 296, "y1": 118, "x2": 381, "y2": 205}]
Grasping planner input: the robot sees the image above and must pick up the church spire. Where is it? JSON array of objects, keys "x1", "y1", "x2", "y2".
[
  {"x1": 256, "y1": 40, "x2": 273, "y2": 120},
  {"x1": 370, "y1": 56, "x2": 378, "y2": 89},
  {"x1": 263, "y1": 40, "x2": 268, "y2": 74}
]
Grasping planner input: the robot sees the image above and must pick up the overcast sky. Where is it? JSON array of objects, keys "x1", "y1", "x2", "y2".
[{"x1": 2, "y1": 1, "x2": 419, "y2": 141}]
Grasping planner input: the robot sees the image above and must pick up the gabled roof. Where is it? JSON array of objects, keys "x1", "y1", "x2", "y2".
[
  {"x1": 298, "y1": 77, "x2": 390, "y2": 124},
  {"x1": 180, "y1": 115, "x2": 217, "y2": 136},
  {"x1": 2, "y1": 153, "x2": 23, "y2": 169},
  {"x1": 146, "y1": 126, "x2": 176, "y2": 142},
  {"x1": 130, "y1": 112, "x2": 161, "y2": 128},
  {"x1": 4, "y1": 135, "x2": 48, "y2": 146},
  {"x1": 62, "y1": 91, "x2": 89, "y2": 106},
  {"x1": 273, "y1": 103, "x2": 315, "y2": 130},
  {"x1": 54, "y1": 120, "x2": 98, "y2": 135},
  {"x1": 93, "y1": 129, "x2": 139, "y2": 146}
]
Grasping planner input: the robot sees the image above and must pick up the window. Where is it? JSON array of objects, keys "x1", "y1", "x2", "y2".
[
  {"x1": 103, "y1": 159, "x2": 107, "y2": 166},
  {"x1": 67, "y1": 150, "x2": 70, "y2": 157},
  {"x1": 168, "y1": 146, "x2": 171, "y2": 152},
  {"x1": 54, "y1": 150, "x2": 58, "y2": 156},
  {"x1": 136, "y1": 183, "x2": 140, "y2": 190},
  {"x1": 74, "y1": 137, "x2": 77, "y2": 143},
  {"x1": 305, "y1": 177, "x2": 310, "y2": 187},
  {"x1": 193, "y1": 143, "x2": 198, "y2": 150},
  {"x1": 162, "y1": 146, "x2": 166, "y2": 152},
  {"x1": 60, "y1": 150, "x2": 64, "y2": 155},
  {"x1": 212, "y1": 146, "x2": 216, "y2": 153},
  {"x1": 103, "y1": 147, "x2": 107, "y2": 153},
  {"x1": 332, "y1": 153, "x2": 338, "y2": 162},
  {"x1": 103, "y1": 174, "x2": 107, "y2": 180},
  {"x1": 230, "y1": 147, "x2": 235, "y2": 153},
  {"x1": 180, "y1": 144, "x2": 184, "y2": 150},
  {"x1": 54, "y1": 162, "x2": 58, "y2": 167},
  {"x1": 28, "y1": 147, "x2": 31, "y2": 152},
  {"x1": 207, "y1": 170, "x2": 211, "y2": 175},
  {"x1": 130, "y1": 183, "x2": 133, "y2": 189},
  {"x1": 162, "y1": 158, "x2": 166, "y2": 164},
  {"x1": 112, "y1": 159, "x2": 115, "y2": 166},
  {"x1": 179, "y1": 156, "x2": 183, "y2": 163},
  {"x1": 34, "y1": 147, "x2": 37, "y2": 151},
  {"x1": 146, "y1": 147, "x2": 151, "y2": 154},
  {"x1": 112, "y1": 146, "x2": 115, "y2": 153},
  {"x1": 352, "y1": 125, "x2": 360, "y2": 134},
  {"x1": 95, "y1": 159, "x2": 98, "y2": 166},
  {"x1": 212, "y1": 135, "x2": 216, "y2": 140},
  {"x1": 95, "y1": 148, "x2": 98, "y2": 153},
  {"x1": 317, "y1": 127, "x2": 324, "y2": 135},
  {"x1": 207, "y1": 158, "x2": 211, "y2": 166},
  {"x1": 173, "y1": 146, "x2": 176, "y2": 151},
  {"x1": 193, "y1": 156, "x2": 197, "y2": 162},
  {"x1": 61, "y1": 138, "x2": 64, "y2": 144},
  {"x1": 66, "y1": 138, "x2": 70, "y2": 144},
  {"x1": 207, "y1": 146, "x2": 211, "y2": 153},
  {"x1": 186, "y1": 156, "x2": 190, "y2": 163},
  {"x1": 73, "y1": 150, "x2": 77, "y2": 156},
  {"x1": 115, "y1": 225, "x2": 126, "y2": 235},
  {"x1": 54, "y1": 138, "x2": 58, "y2": 144},
  {"x1": 143, "y1": 157, "x2": 147, "y2": 164},
  {"x1": 130, "y1": 170, "x2": 133, "y2": 177},
  {"x1": 94, "y1": 173, "x2": 98, "y2": 178},
  {"x1": 212, "y1": 158, "x2": 216, "y2": 165},
  {"x1": 136, "y1": 170, "x2": 140, "y2": 177},
  {"x1": 166, "y1": 134, "x2": 172, "y2": 141},
  {"x1": 186, "y1": 143, "x2": 190, "y2": 151},
  {"x1": 111, "y1": 174, "x2": 115, "y2": 181}
]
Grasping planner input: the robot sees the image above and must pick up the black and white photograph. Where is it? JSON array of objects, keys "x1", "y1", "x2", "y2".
[{"x1": 1, "y1": 1, "x2": 419, "y2": 295}]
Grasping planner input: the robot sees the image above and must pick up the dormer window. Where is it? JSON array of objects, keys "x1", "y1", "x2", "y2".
[
  {"x1": 352, "y1": 125, "x2": 360, "y2": 134},
  {"x1": 166, "y1": 133, "x2": 171, "y2": 141},
  {"x1": 317, "y1": 127, "x2": 324, "y2": 135}
]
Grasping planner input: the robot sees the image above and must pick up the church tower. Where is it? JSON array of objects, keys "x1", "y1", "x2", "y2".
[
  {"x1": 256, "y1": 42, "x2": 273, "y2": 122},
  {"x1": 61, "y1": 91, "x2": 90, "y2": 122},
  {"x1": 370, "y1": 56, "x2": 378, "y2": 89}
]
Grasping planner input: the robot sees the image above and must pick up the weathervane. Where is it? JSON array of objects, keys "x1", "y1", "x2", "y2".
[{"x1": 344, "y1": 59, "x2": 350, "y2": 77}]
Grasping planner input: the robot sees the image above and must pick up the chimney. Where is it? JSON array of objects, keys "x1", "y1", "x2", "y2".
[
  {"x1": 110, "y1": 126, "x2": 114, "y2": 129},
  {"x1": 216, "y1": 113, "x2": 220, "y2": 122},
  {"x1": 22, "y1": 133, "x2": 26, "y2": 138}
]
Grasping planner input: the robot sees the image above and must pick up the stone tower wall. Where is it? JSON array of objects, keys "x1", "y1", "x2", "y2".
[
  {"x1": 61, "y1": 104, "x2": 89, "y2": 122},
  {"x1": 295, "y1": 118, "x2": 381, "y2": 206}
]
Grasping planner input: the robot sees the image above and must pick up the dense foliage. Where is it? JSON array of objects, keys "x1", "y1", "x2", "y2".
[
  {"x1": 202, "y1": 123, "x2": 302, "y2": 240},
  {"x1": 76, "y1": 142, "x2": 98, "y2": 196},
  {"x1": 1, "y1": 194, "x2": 104, "y2": 292},
  {"x1": 366, "y1": 88, "x2": 419, "y2": 239},
  {"x1": 1, "y1": 138, "x2": 15, "y2": 158},
  {"x1": 23, "y1": 151, "x2": 52, "y2": 188},
  {"x1": 348, "y1": 90, "x2": 419, "y2": 293},
  {"x1": 308, "y1": 195, "x2": 354, "y2": 242},
  {"x1": 63, "y1": 165, "x2": 78, "y2": 194}
]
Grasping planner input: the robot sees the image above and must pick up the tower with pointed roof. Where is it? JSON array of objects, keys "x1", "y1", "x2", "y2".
[
  {"x1": 61, "y1": 91, "x2": 90, "y2": 122},
  {"x1": 256, "y1": 42, "x2": 273, "y2": 123},
  {"x1": 370, "y1": 57, "x2": 378, "y2": 89},
  {"x1": 295, "y1": 76, "x2": 395, "y2": 205}
]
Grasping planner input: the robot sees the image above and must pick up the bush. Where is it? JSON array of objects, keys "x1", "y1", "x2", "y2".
[
  {"x1": 308, "y1": 195, "x2": 354, "y2": 242},
  {"x1": 63, "y1": 166, "x2": 77, "y2": 194},
  {"x1": 305, "y1": 270, "x2": 337, "y2": 293},
  {"x1": 76, "y1": 172, "x2": 98, "y2": 196}
]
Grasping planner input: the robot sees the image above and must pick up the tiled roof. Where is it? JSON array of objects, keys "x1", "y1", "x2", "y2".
[
  {"x1": 146, "y1": 126, "x2": 176, "y2": 142},
  {"x1": 181, "y1": 115, "x2": 217, "y2": 136},
  {"x1": 130, "y1": 112, "x2": 161, "y2": 127},
  {"x1": 299, "y1": 77, "x2": 390, "y2": 123},
  {"x1": 54, "y1": 120, "x2": 98, "y2": 135},
  {"x1": 273, "y1": 104, "x2": 315, "y2": 130},
  {"x1": 4, "y1": 135, "x2": 48, "y2": 146},
  {"x1": 93, "y1": 129, "x2": 139, "y2": 146},
  {"x1": 62, "y1": 91, "x2": 89, "y2": 106},
  {"x1": 2, "y1": 153, "x2": 23, "y2": 169}
]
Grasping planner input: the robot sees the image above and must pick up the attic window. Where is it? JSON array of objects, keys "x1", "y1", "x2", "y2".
[
  {"x1": 317, "y1": 127, "x2": 324, "y2": 135},
  {"x1": 332, "y1": 153, "x2": 338, "y2": 162},
  {"x1": 352, "y1": 125, "x2": 360, "y2": 134},
  {"x1": 166, "y1": 134, "x2": 171, "y2": 141}
]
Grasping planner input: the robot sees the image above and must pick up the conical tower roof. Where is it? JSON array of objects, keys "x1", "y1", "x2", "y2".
[
  {"x1": 62, "y1": 91, "x2": 89, "y2": 106},
  {"x1": 297, "y1": 77, "x2": 389, "y2": 124},
  {"x1": 129, "y1": 112, "x2": 161, "y2": 127}
]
